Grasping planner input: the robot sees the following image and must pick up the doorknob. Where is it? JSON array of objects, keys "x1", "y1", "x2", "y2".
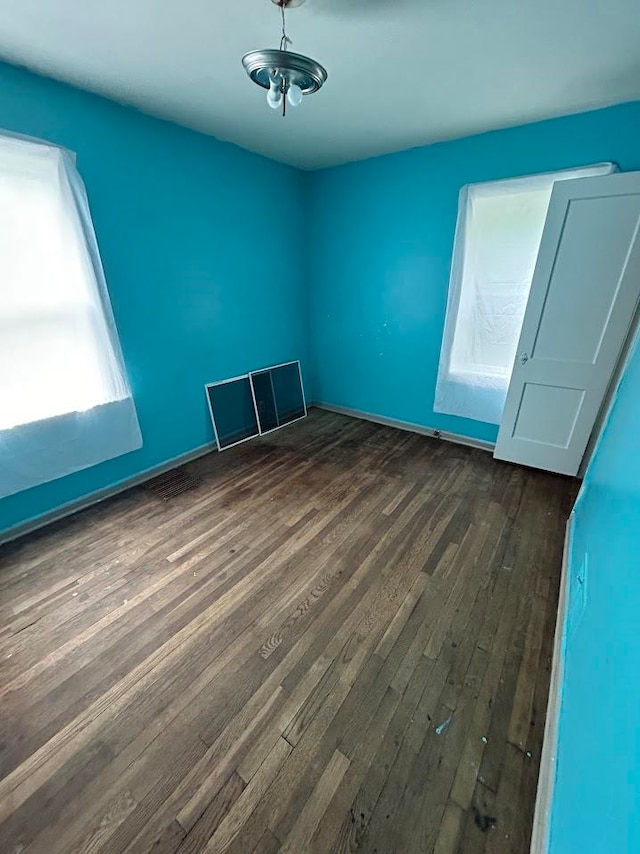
[{"x1": 519, "y1": 353, "x2": 529, "y2": 365}]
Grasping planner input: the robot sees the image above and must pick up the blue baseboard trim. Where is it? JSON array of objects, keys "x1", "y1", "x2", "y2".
[
  {"x1": 313, "y1": 401, "x2": 495, "y2": 453},
  {"x1": 0, "y1": 440, "x2": 218, "y2": 546}
]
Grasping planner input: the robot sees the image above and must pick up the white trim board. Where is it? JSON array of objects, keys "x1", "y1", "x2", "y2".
[
  {"x1": 530, "y1": 514, "x2": 573, "y2": 853},
  {"x1": 0, "y1": 440, "x2": 217, "y2": 547},
  {"x1": 313, "y1": 402, "x2": 495, "y2": 452}
]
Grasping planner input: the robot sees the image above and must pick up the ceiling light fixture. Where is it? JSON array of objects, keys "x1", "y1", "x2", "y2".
[{"x1": 242, "y1": 0, "x2": 328, "y2": 117}]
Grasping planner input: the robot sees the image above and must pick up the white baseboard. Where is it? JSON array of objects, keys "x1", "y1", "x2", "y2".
[
  {"x1": 530, "y1": 515, "x2": 572, "y2": 853},
  {"x1": 0, "y1": 441, "x2": 218, "y2": 546},
  {"x1": 313, "y1": 402, "x2": 495, "y2": 453}
]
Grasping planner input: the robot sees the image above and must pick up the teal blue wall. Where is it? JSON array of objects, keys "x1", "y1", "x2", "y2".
[
  {"x1": 0, "y1": 62, "x2": 307, "y2": 535},
  {"x1": 550, "y1": 333, "x2": 640, "y2": 853},
  {"x1": 306, "y1": 101, "x2": 640, "y2": 443},
  {"x1": 4, "y1": 57, "x2": 640, "y2": 544}
]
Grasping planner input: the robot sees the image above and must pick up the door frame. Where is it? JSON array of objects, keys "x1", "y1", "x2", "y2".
[{"x1": 578, "y1": 303, "x2": 640, "y2": 476}]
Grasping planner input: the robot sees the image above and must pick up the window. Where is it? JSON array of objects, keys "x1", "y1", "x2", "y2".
[
  {"x1": 0, "y1": 134, "x2": 141, "y2": 499},
  {"x1": 434, "y1": 163, "x2": 615, "y2": 425}
]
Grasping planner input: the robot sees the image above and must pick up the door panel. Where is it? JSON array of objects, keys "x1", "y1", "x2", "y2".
[
  {"x1": 513, "y1": 384, "x2": 584, "y2": 446},
  {"x1": 533, "y1": 194, "x2": 640, "y2": 364},
  {"x1": 494, "y1": 171, "x2": 640, "y2": 476}
]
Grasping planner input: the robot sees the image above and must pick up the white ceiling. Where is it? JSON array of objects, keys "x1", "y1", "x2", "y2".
[{"x1": 0, "y1": 0, "x2": 639, "y2": 170}]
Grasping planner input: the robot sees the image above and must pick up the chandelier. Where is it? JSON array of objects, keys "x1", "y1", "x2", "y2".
[{"x1": 242, "y1": 0, "x2": 328, "y2": 116}]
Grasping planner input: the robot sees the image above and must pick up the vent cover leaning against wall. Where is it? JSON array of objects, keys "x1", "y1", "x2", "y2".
[
  {"x1": 434, "y1": 162, "x2": 616, "y2": 425},
  {"x1": 0, "y1": 133, "x2": 142, "y2": 499}
]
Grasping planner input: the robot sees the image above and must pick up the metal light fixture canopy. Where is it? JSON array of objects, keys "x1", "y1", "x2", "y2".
[
  {"x1": 242, "y1": 49, "x2": 327, "y2": 95},
  {"x1": 242, "y1": 0, "x2": 328, "y2": 114}
]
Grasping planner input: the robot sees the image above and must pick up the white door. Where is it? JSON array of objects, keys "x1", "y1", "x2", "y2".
[{"x1": 494, "y1": 171, "x2": 640, "y2": 476}]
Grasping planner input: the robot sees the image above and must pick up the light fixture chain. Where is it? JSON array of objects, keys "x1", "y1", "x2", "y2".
[{"x1": 280, "y1": 2, "x2": 292, "y2": 51}]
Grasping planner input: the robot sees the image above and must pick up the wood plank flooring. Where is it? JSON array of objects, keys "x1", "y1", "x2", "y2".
[{"x1": 0, "y1": 409, "x2": 576, "y2": 853}]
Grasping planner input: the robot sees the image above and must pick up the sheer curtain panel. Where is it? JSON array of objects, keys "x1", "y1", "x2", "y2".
[{"x1": 0, "y1": 134, "x2": 142, "y2": 500}]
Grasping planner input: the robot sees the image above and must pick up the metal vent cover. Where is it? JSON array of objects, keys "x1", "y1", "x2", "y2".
[{"x1": 145, "y1": 467, "x2": 201, "y2": 501}]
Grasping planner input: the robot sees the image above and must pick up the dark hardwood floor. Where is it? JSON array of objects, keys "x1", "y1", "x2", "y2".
[{"x1": 0, "y1": 409, "x2": 576, "y2": 853}]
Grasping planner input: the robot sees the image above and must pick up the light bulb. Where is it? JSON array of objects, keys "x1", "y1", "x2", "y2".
[
  {"x1": 287, "y1": 83, "x2": 303, "y2": 108},
  {"x1": 267, "y1": 76, "x2": 283, "y2": 110}
]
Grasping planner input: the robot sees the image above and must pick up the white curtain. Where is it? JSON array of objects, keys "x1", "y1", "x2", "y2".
[
  {"x1": 0, "y1": 133, "x2": 142, "y2": 499},
  {"x1": 434, "y1": 163, "x2": 616, "y2": 425}
]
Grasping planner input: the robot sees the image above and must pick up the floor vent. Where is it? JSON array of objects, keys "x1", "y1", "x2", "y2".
[{"x1": 145, "y1": 467, "x2": 202, "y2": 501}]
